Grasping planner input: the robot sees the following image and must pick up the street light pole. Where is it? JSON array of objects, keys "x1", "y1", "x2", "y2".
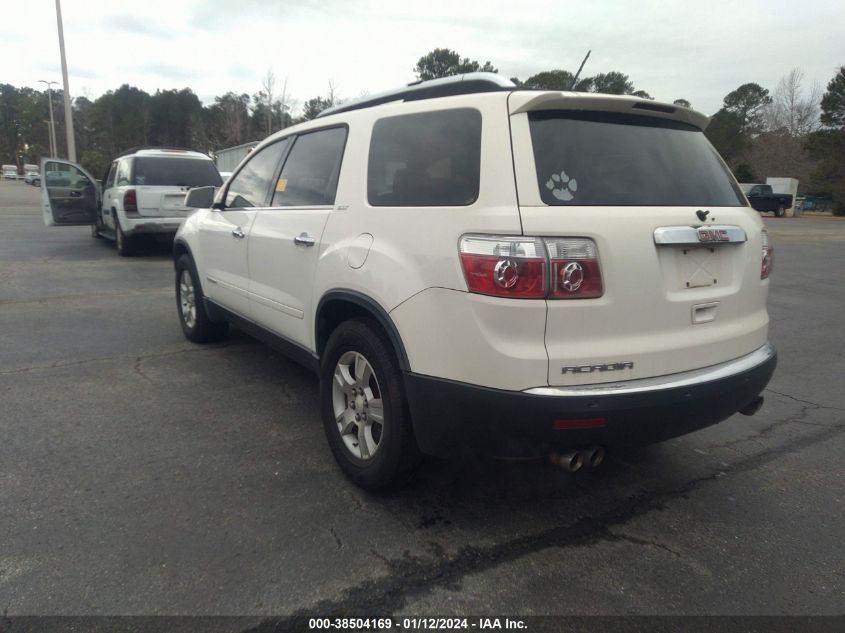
[
  {"x1": 54, "y1": 0, "x2": 76, "y2": 162},
  {"x1": 38, "y1": 80, "x2": 58, "y2": 158}
]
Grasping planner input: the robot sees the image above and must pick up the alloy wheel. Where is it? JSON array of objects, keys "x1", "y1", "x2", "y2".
[
  {"x1": 179, "y1": 269, "x2": 197, "y2": 329},
  {"x1": 331, "y1": 351, "x2": 384, "y2": 460}
]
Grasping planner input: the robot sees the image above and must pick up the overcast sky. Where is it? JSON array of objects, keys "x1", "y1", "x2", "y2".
[{"x1": 2, "y1": 0, "x2": 843, "y2": 116}]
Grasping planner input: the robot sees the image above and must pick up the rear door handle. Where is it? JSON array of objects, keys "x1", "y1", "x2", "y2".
[
  {"x1": 294, "y1": 233, "x2": 315, "y2": 246},
  {"x1": 231, "y1": 227, "x2": 245, "y2": 239}
]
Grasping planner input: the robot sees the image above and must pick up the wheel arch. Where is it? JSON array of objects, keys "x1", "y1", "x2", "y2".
[
  {"x1": 316, "y1": 290, "x2": 410, "y2": 372},
  {"x1": 173, "y1": 237, "x2": 193, "y2": 265}
]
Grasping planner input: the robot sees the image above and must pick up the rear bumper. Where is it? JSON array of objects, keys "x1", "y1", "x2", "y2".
[
  {"x1": 124, "y1": 216, "x2": 188, "y2": 235},
  {"x1": 404, "y1": 343, "x2": 777, "y2": 456}
]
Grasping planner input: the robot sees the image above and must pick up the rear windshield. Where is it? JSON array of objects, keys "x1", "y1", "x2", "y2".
[
  {"x1": 528, "y1": 111, "x2": 745, "y2": 207},
  {"x1": 132, "y1": 157, "x2": 222, "y2": 187}
]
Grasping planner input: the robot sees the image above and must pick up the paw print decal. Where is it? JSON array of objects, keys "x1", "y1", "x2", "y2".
[{"x1": 545, "y1": 170, "x2": 578, "y2": 201}]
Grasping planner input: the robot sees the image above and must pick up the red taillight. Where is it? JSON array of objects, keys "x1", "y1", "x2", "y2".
[
  {"x1": 459, "y1": 236, "x2": 546, "y2": 298},
  {"x1": 761, "y1": 229, "x2": 773, "y2": 279},
  {"x1": 459, "y1": 235, "x2": 603, "y2": 300},
  {"x1": 546, "y1": 238, "x2": 604, "y2": 299},
  {"x1": 123, "y1": 189, "x2": 138, "y2": 215}
]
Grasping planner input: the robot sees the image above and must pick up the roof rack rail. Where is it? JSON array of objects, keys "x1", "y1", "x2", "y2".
[
  {"x1": 317, "y1": 72, "x2": 516, "y2": 118},
  {"x1": 114, "y1": 146, "x2": 204, "y2": 159}
]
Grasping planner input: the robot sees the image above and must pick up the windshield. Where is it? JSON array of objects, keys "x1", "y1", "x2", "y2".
[
  {"x1": 529, "y1": 111, "x2": 745, "y2": 207},
  {"x1": 132, "y1": 157, "x2": 222, "y2": 187}
]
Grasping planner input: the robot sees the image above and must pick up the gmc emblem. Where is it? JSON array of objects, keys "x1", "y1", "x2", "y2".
[{"x1": 697, "y1": 228, "x2": 730, "y2": 242}]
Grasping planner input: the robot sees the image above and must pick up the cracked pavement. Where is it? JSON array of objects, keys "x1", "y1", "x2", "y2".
[{"x1": 0, "y1": 181, "x2": 843, "y2": 618}]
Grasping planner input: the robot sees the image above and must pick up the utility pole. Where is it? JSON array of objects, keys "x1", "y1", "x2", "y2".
[
  {"x1": 38, "y1": 80, "x2": 58, "y2": 157},
  {"x1": 55, "y1": 0, "x2": 76, "y2": 162}
]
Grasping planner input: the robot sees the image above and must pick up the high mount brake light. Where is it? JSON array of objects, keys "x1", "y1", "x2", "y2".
[
  {"x1": 459, "y1": 235, "x2": 603, "y2": 299},
  {"x1": 761, "y1": 229, "x2": 773, "y2": 279}
]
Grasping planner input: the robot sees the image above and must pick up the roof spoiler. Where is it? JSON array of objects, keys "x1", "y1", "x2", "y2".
[{"x1": 508, "y1": 92, "x2": 710, "y2": 130}]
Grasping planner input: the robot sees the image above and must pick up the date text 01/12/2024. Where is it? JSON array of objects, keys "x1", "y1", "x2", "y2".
[{"x1": 308, "y1": 617, "x2": 528, "y2": 630}]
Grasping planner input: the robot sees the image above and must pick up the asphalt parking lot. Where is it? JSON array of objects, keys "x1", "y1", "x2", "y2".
[{"x1": 0, "y1": 180, "x2": 843, "y2": 619}]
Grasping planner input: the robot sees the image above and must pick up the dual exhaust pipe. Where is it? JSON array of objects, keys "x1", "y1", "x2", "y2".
[
  {"x1": 548, "y1": 396, "x2": 766, "y2": 472},
  {"x1": 549, "y1": 446, "x2": 605, "y2": 472}
]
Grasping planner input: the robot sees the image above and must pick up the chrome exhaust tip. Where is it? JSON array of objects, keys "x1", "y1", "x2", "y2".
[
  {"x1": 549, "y1": 449, "x2": 584, "y2": 472},
  {"x1": 739, "y1": 396, "x2": 764, "y2": 416},
  {"x1": 583, "y1": 446, "x2": 605, "y2": 468}
]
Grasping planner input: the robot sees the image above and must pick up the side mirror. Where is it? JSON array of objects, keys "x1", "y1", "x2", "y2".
[{"x1": 184, "y1": 186, "x2": 217, "y2": 208}]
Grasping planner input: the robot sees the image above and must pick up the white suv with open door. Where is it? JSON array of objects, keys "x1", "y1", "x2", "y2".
[
  {"x1": 42, "y1": 148, "x2": 221, "y2": 255},
  {"x1": 171, "y1": 74, "x2": 777, "y2": 490}
]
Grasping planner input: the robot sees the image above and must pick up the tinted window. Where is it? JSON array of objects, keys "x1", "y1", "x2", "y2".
[
  {"x1": 104, "y1": 161, "x2": 117, "y2": 188},
  {"x1": 529, "y1": 112, "x2": 745, "y2": 207},
  {"x1": 272, "y1": 127, "x2": 347, "y2": 207},
  {"x1": 132, "y1": 157, "x2": 221, "y2": 187},
  {"x1": 225, "y1": 140, "x2": 289, "y2": 208},
  {"x1": 368, "y1": 109, "x2": 481, "y2": 207},
  {"x1": 116, "y1": 160, "x2": 131, "y2": 186}
]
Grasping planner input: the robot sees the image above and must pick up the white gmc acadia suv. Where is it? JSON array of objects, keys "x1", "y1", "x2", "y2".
[{"x1": 172, "y1": 74, "x2": 777, "y2": 490}]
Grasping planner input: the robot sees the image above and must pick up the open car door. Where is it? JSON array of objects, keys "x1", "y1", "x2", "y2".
[{"x1": 40, "y1": 158, "x2": 101, "y2": 226}]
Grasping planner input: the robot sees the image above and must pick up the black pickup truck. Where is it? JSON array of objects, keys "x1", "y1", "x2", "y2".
[{"x1": 741, "y1": 184, "x2": 793, "y2": 217}]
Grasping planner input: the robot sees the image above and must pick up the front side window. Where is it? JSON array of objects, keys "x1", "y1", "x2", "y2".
[
  {"x1": 528, "y1": 111, "x2": 745, "y2": 207},
  {"x1": 271, "y1": 127, "x2": 347, "y2": 207},
  {"x1": 368, "y1": 108, "x2": 481, "y2": 207},
  {"x1": 225, "y1": 139, "x2": 289, "y2": 209},
  {"x1": 132, "y1": 157, "x2": 222, "y2": 188}
]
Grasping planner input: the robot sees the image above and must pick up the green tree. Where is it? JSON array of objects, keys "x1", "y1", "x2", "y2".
[
  {"x1": 301, "y1": 96, "x2": 332, "y2": 121},
  {"x1": 722, "y1": 83, "x2": 771, "y2": 135},
  {"x1": 705, "y1": 109, "x2": 746, "y2": 165},
  {"x1": 673, "y1": 98, "x2": 692, "y2": 108},
  {"x1": 206, "y1": 92, "x2": 251, "y2": 147},
  {"x1": 589, "y1": 71, "x2": 634, "y2": 95},
  {"x1": 73, "y1": 96, "x2": 96, "y2": 157},
  {"x1": 414, "y1": 48, "x2": 497, "y2": 81},
  {"x1": 732, "y1": 163, "x2": 757, "y2": 182},
  {"x1": 806, "y1": 130, "x2": 845, "y2": 214},
  {"x1": 0, "y1": 84, "x2": 25, "y2": 165},
  {"x1": 24, "y1": 142, "x2": 48, "y2": 164},
  {"x1": 807, "y1": 66, "x2": 845, "y2": 214},
  {"x1": 631, "y1": 89, "x2": 653, "y2": 100},
  {"x1": 79, "y1": 149, "x2": 107, "y2": 180},
  {"x1": 820, "y1": 65, "x2": 845, "y2": 128},
  {"x1": 149, "y1": 88, "x2": 203, "y2": 148},
  {"x1": 523, "y1": 70, "x2": 591, "y2": 91}
]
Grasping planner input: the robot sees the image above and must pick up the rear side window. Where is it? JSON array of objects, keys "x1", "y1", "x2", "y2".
[
  {"x1": 132, "y1": 157, "x2": 222, "y2": 188},
  {"x1": 116, "y1": 160, "x2": 131, "y2": 186},
  {"x1": 225, "y1": 139, "x2": 289, "y2": 208},
  {"x1": 528, "y1": 111, "x2": 745, "y2": 207},
  {"x1": 272, "y1": 126, "x2": 347, "y2": 206},
  {"x1": 368, "y1": 108, "x2": 481, "y2": 207},
  {"x1": 104, "y1": 161, "x2": 117, "y2": 188}
]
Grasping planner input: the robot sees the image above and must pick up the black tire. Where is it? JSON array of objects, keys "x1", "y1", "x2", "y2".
[
  {"x1": 115, "y1": 220, "x2": 134, "y2": 256},
  {"x1": 175, "y1": 254, "x2": 229, "y2": 343},
  {"x1": 320, "y1": 318, "x2": 422, "y2": 490},
  {"x1": 775, "y1": 205, "x2": 785, "y2": 218}
]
